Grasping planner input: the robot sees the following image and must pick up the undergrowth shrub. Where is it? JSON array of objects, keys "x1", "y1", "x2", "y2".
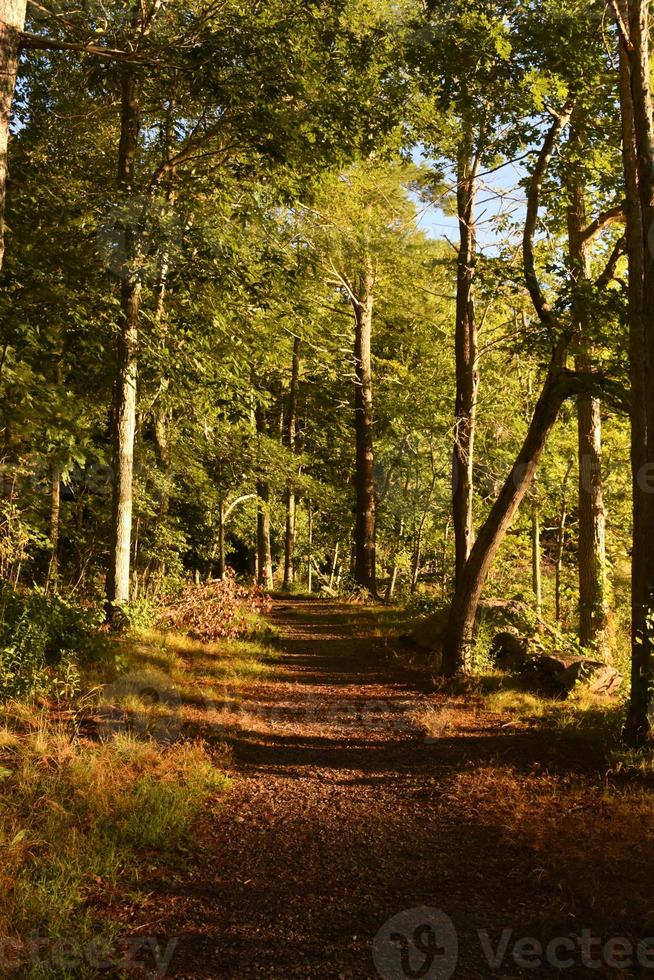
[
  {"x1": 0, "y1": 587, "x2": 103, "y2": 700},
  {"x1": 158, "y1": 576, "x2": 272, "y2": 642}
]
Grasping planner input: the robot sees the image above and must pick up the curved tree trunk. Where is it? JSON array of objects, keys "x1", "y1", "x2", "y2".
[
  {"x1": 441, "y1": 354, "x2": 573, "y2": 674},
  {"x1": 0, "y1": 0, "x2": 27, "y2": 272}
]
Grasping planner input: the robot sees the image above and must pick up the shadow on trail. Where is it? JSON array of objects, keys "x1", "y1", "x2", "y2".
[{"x1": 128, "y1": 599, "x2": 649, "y2": 979}]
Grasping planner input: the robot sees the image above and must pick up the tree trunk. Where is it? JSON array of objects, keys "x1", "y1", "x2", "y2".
[
  {"x1": 566, "y1": 124, "x2": 610, "y2": 654},
  {"x1": 47, "y1": 462, "x2": 61, "y2": 589},
  {"x1": 411, "y1": 530, "x2": 422, "y2": 593},
  {"x1": 555, "y1": 458, "x2": 574, "y2": 623},
  {"x1": 0, "y1": 0, "x2": 27, "y2": 272},
  {"x1": 531, "y1": 500, "x2": 542, "y2": 619},
  {"x1": 283, "y1": 337, "x2": 301, "y2": 591},
  {"x1": 255, "y1": 403, "x2": 273, "y2": 590},
  {"x1": 307, "y1": 501, "x2": 313, "y2": 593},
  {"x1": 352, "y1": 266, "x2": 376, "y2": 593},
  {"x1": 386, "y1": 519, "x2": 403, "y2": 601},
  {"x1": 440, "y1": 353, "x2": 574, "y2": 674},
  {"x1": 256, "y1": 481, "x2": 273, "y2": 589},
  {"x1": 106, "y1": 66, "x2": 141, "y2": 615},
  {"x1": 329, "y1": 542, "x2": 340, "y2": 592},
  {"x1": 617, "y1": 0, "x2": 654, "y2": 746},
  {"x1": 217, "y1": 496, "x2": 225, "y2": 580},
  {"x1": 47, "y1": 357, "x2": 64, "y2": 589},
  {"x1": 452, "y1": 136, "x2": 479, "y2": 588}
]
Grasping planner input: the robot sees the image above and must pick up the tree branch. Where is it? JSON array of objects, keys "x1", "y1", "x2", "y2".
[
  {"x1": 19, "y1": 31, "x2": 141, "y2": 60},
  {"x1": 608, "y1": 0, "x2": 634, "y2": 52},
  {"x1": 596, "y1": 233, "x2": 627, "y2": 288},
  {"x1": 580, "y1": 203, "x2": 625, "y2": 243},
  {"x1": 19, "y1": 30, "x2": 184, "y2": 69},
  {"x1": 523, "y1": 106, "x2": 573, "y2": 326}
]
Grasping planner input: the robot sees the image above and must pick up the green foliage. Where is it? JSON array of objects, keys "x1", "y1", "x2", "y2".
[{"x1": 0, "y1": 588, "x2": 102, "y2": 699}]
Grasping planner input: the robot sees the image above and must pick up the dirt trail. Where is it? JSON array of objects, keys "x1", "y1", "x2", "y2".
[{"x1": 130, "y1": 600, "x2": 654, "y2": 979}]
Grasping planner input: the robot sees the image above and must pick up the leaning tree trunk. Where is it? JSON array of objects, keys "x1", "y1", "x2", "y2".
[
  {"x1": 440, "y1": 352, "x2": 575, "y2": 674},
  {"x1": 352, "y1": 266, "x2": 376, "y2": 594},
  {"x1": 617, "y1": 0, "x2": 654, "y2": 747},
  {"x1": 282, "y1": 337, "x2": 300, "y2": 591},
  {"x1": 0, "y1": 0, "x2": 27, "y2": 272},
  {"x1": 566, "y1": 126, "x2": 610, "y2": 655},
  {"x1": 452, "y1": 135, "x2": 480, "y2": 588},
  {"x1": 106, "y1": 66, "x2": 141, "y2": 614}
]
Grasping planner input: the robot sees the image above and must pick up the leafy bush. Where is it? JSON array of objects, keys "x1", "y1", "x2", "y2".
[
  {"x1": 158, "y1": 575, "x2": 272, "y2": 642},
  {"x1": 404, "y1": 591, "x2": 446, "y2": 618},
  {"x1": 0, "y1": 587, "x2": 102, "y2": 699}
]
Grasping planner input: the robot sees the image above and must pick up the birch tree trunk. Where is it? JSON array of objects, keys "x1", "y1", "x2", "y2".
[
  {"x1": 106, "y1": 66, "x2": 141, "y2": 614},
  {"x1": 0, "y1": 0, "x2": 27, "y2": 272}
]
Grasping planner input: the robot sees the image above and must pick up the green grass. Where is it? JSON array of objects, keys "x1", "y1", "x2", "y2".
[{"x1": 0, "y1": 622, "x2": 276, "y2": 976}]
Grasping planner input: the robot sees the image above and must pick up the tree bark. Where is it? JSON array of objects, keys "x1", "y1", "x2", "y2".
[
  {"x1": 255, "y1": 403, "x2": 273, "y2": 590},
  {"x1": 282, "y1": 337, "x2": 300, "y2": 591},
  {"x1": 217, "y1": 496, "x2": 225, "y2": 580},
  {"x1": 386, "y1": 519, "x2": 403, "y2": 601},
  {"x1": 617, "y1": 0, "x2": 654, "y2": 746},
  {"x1": 351, "y1": 265, "x2": 376, "y2": 594},
  {"x1": 566, "y1": 123, "x2": 610, "y2": 654},
  {"x1": 47, "y1": 462, "x2": 61, "y2": 589},
  {"x1": 555, "y1": 458, "x2": 574, "y2": 624},
  {"x1": 0, "y1": 0, "x2": 26, "y2": 272},
  {"x1": 106, "y1": 66, "x2": 141, "y2": 614},
  {"x1": 430, "y1": 110, "x2": 573, "y2": 674},
  {"x1": 256, "y1": 481, "x2": 273, "y2": 589},
  {"x1": 307, "y1": 501, "x2": 313, "y2": 594},
  {"x1": 452, "y1": 134, "x2": 479, "y2": 588},
  {"x1": 440, "y1": 353, "x2": 574, "y2": 674},
  {"x1": 531, "y1": 500, "x2": 542, "y2": 619}
]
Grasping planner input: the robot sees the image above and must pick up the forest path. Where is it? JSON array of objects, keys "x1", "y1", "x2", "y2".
[{"x1": 130, "y1": 600, "x2": 647, "y2": 979}]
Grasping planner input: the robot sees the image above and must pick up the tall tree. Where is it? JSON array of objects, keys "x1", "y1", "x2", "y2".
[
  {"x1": 282, "y1": 337, "x2": 301, "y2": 591},
  {"x1": 351, "y1": 259, "x2": 376, "y2": 593},
  {"x1": 565, "y1": 119, "x2": 611, "y2": 655},
  {"x1": 614, "y1": 0, "x2": 654, "y2": 746},
  {"x1": 0, "y1": 0, "x2": 27, "y2": 271}
]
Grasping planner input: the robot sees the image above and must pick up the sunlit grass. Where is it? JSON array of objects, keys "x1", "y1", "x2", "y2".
[{"x1": 0, "y1": 620, "x2": 278, "y2": 974}]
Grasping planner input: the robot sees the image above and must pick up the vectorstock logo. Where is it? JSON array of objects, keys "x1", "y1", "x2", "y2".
[
  {"x1": 372, "y1": 910, "x2": 654, "y2": 977},
  {"x1": 372, "y1": 908, "x2": 458, "y2": 980}
]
